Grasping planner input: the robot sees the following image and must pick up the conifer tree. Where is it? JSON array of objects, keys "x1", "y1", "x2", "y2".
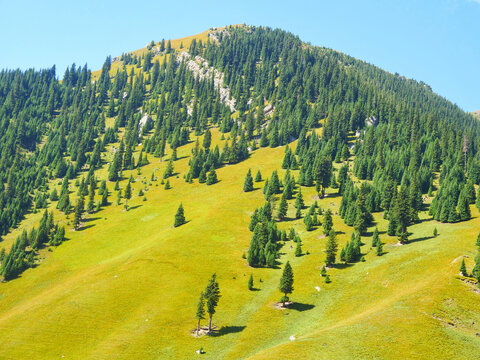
[
  {"x1": 73, "y1": 195, "x2": 85, "y2": 230},
  {"x1": 204, "y1": 273, "x2": 221, "y2": 333},
  {"x1": 376, "y1": 240, "x2": 383, "y2": 256},
  {"x1": 295, "y1": 241, "x2": 302, "y2": 257},
  {"x1": 304, "y1": 214, "x2": 313, "y2": 231},
  {"x1": 277, "y1": 196, "x2": 288, "y2": 220},
  {"x1": 372, "y1": 227, "x2": 379, "y2": 247},
  {"x1": 195, "y1": 292, "x2": 205, "y2": 336},
  {"x1": 320, "y1": 265, "x2": 327, "y2": 277},
  {"x1": 206, "y1": 167, "x2": 218, "y2": 185},
  {"x1": 279, "y1": 261, "x2": 294, "y2": 306},
  {"x1": 174, "y1": 203, "x2": 186, "y2": 227},
  {"x1": 459, "y1": 258, "x2": 467, "y2": 276},
  {"x1": 248, "y1": 274, "x2": 254, "y2": 290},
  {"x1": 243, "y1": 169, "x2": 254, "y2": 192},
  {"x1": 323, "y1": 209, "x2": 333, "y2": 235},
  {"x1": 255, "y1": 170, "x2": 262, "y2": 182},
  {"x1": 124, "y1": 181, "x2": 132, "y2": 211},
  {"x1": 325, "y1": 230, "x2": 338, "y2": 266}
]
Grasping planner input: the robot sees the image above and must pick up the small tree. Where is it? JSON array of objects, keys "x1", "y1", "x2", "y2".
[
  {"x1": 433, "y1": 227, "x2": 438, "y2": 237},
  {"x1": 295, "y1": 241, "x2": 302, "y2": 257},
  {"x1": 73, "y1": 195, "x2": 84, "y2": 230},
  {"x1": 195, "y1": 292, "x2": 205, "y2": 336},
  {"x1": 204, "y1": 273, "x2": 221, "y2": 333},
  {"x1": 124, "y1": 181, "x2": 132, "y2": 211},
  {"x1": 323, "y1": 209, "x2": 333, "y2": 235},
  {"x1": 320, "y1": 265, "x2": 327, "y2": 277},
  {"x1": 325, "y1": 274, "x2": 331, "y2": 283},
  {"x1": 206, "y1": 167, "x2": 218, "y2": 185},
  {"x1": 174, "y1": 203, "x2": 186, "y2": 227},
  {"x1": 459, "y1": 258, "x2": 467, "y2": 276},
  {"x1": 243, "y1": 169, "x2": 254, "y2": 192},
  {"x1": 325, "y1": 230, "x2": 338, "y2": 266},
  {"x1": 376, "y1": 240, "x2": 383, "y2": 256},
  {"x1": 277, "y1": 196, "x2": 288, "y2": 220},
  {"x1": 248, "y1": 274, "x2": 254, "y2": 290},
  {"x1": 279, "y1": 261, "x2": 294, "y2": 306},
  {"x1": 255, "y1": 170, "x2": 262, "y2": 182},
  {"x1": 372, "y1": 227, "x2": 379, "y2": 247}
]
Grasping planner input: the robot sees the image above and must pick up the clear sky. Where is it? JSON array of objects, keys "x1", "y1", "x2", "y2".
[{"x1": 0, "y1": 0, "x2": 478, "y2": 111}]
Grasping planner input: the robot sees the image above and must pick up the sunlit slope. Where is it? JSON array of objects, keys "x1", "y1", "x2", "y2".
[{"x1": 0, "y1": 130, "x2": 480, "y2": 359}]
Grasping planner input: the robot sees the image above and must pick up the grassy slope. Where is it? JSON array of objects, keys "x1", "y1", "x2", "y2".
[
  {"x1": 0, "y1": 126, "x2": 480, "y2": 359},
  {"x1": 2, "y1": 29, "x2": 480, "y2": 359}
]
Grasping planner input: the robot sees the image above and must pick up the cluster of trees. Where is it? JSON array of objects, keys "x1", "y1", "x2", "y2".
[{"x1": 0, "y1": 210, "x2": 65, "y2": 280}]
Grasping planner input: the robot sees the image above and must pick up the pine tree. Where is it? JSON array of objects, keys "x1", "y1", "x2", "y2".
[
  {"x1": 124, "y1": 181, "x2": 132, "y2": 211},
  {"x1": 320, "y1": 265, "x2": 327, "y2": 277},
  {"x1": 174, "y1": 203, "x2": 186, "y2": 227},
  {"x1": 372, "y1": 227, "x2": 379, "y2": 247},
  {"x1": 243, "y1": 169, "x2": 254, "y2": 192},
  {"x1": 295, "y1": 241, "x2": 302, "y2": 257},
  {"x1": 73, "y1": 195, "x2": 84, "y2": 230},
  {"x1": 255, "y1": 170, "x2": 262, "y2": 182},
  {"x1": 304, "y1": 214, "x2": 313, "y2": 231},
  {"x1": 457, "y1": 190, "x2": 471, "y2": 221},
  {"x1": 277, "y1": 196, "x2": 288, "y2": 220},
  {"x1": 323, "y1": 209, "x2": 333, "y2": 235},
  {"x1": 206, "y1": 167, "x2": 218, "y2": 185},
  {"x1": 195, "y1": 292, "x2": 205, "y2": 336},
  {"x1": 376, "y1": 240, "x2": 383, "y2": 256},
  {"x1": 433, "y1": 227, "x2": 438, "y2": 237},
  {"x1": 248, "y1": 274, "x2": 254, "y2": 290},
  {"x1": 325, "y1": 230, "x2": 338, "y2": 266},
  {"x1": 325, "y1": 274, "x2": 331, "y2": 283},
  {"x1": 279, "y1": 261, "x2": 294, "y2": 306},
  {"x1": 459, "y1": 258, "x2": 467, "y2": 276},
  {"x1": 164, "y1": 179, "x2": 171, "y2": 190},
  {"x1": 204, "y1": 273, "x2": 221, "y2": 333},
  {"x1": 295, "y1": 187, "x2": 304, "y2": 209},
  {"x1": 164, "y1": 160, "x2": 174, "y2": 179}
]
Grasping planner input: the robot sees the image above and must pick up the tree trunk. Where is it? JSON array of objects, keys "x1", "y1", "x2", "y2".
[
  {"x1": 208, "y1": 314, "x2": 212, "y2": 333},
  {"x1": 197, "y1": 319, "x2": 200, "y2": 336}
]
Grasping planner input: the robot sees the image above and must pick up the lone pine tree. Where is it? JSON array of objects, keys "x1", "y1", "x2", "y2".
[
  {"x1": 244, "y1": 169, "x2": 254, "y2": 192},
  {"x1": 279, "y1": 261, "x2": 294, "y2": 306},
  {"x1": 204, "y1": 273, "x2": 221, "y2": 333},
  {"x1": 174, "y1": 203, "x2": 186, "y2": 227}
]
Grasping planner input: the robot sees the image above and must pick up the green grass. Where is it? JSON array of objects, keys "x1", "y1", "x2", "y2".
[{"x1": 1, "y1": 128, "x2": 480, "y2": 359}]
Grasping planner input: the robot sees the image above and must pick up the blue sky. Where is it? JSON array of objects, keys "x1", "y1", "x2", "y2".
[{"x1": 0, "y1": 0, "x2": 478, "y2": 111}]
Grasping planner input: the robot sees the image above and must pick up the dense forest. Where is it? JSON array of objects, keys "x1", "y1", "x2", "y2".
[{"x1": 1, "y1": 25, "x2": 479, "y2": 281}]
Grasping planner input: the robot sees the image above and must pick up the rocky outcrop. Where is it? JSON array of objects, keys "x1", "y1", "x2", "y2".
[{"x1": 177, "y1": 51, "x2": 236, "y2": 112}]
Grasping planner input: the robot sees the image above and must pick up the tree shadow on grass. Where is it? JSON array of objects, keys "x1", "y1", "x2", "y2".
[
  {"x1": 78, "y1": 224, "x2": 95, "y2": 231},
  {"x1": 409, "y1": 235, "x2": 435, "y2": 244},
  {"x1": 84, "y1": 217, "x2": 100, "y2": 223},
  {"x1": 127, "y1": 204, "x2": 142, "y2": 211},
  {"x1": 288, "y1": 302, "x2": 315, "y2": 312},
  {"x1": 210, "y1": 325, "x2": 246, "y2": 337},
  {"x1": 332, "y1": 263, "x2": 354, "y2": 269}
]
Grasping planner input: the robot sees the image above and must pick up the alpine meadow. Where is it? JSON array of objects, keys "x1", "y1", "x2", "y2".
[{"x1": 2, "y1": 24, "x2": 480, "y2": 359}]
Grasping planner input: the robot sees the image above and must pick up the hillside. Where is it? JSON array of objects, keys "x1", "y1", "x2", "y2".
[{"x1": 1, "y1": 25, "x2": 480, "y2": 359}]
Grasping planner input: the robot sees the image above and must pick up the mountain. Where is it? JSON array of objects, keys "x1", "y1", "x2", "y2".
[{"x1": 0, "y1": 25, "x2": 480, "y2": 359}]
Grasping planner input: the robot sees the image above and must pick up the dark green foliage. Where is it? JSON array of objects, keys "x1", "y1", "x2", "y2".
[
  {"x1": 206, "y1": 167, "x2": 218, "y2": 185},
  {"x1": 255, "y1": 170, "x2": 262, "y2": 182},
  {"x1": 195, "y1": 292, "x2": 205, "y2": 336},
  {"x1": 248, "y1": 275, "x2": 254, "y2": 290},
  {"x1": 244, "y1": 169, "x2": 254, "y2": 192},
  {"x1": 459, "y1": 258, "x2": 467, "y2": 276},
  {"x1": 204, "y1": 273, "x2": 221, "y2": 333},
  {"x1": 325, "y1": 230, "x2": 338, "y2": 266},
  {"x1": 323, "y1": 209, "x2": 333, "y2": 235},
  {"x1": 277, "y1": 196, "x2": 288, "y2": 220},
  {"x1": 320, "y1": 265, "x2": 327, "y2": 277},
  {"x1": 295, "y1": 241, "x2": 302, "y2": 257},
  {"x1": 174, "y1": 203, "x2": 186, "y2": 227},
  {"x1": 325, "y1": 274, "x2": 331, "y2": 283},
  {"x1": 279, "y1": 261, "x2": 294, "y2": 306}
]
